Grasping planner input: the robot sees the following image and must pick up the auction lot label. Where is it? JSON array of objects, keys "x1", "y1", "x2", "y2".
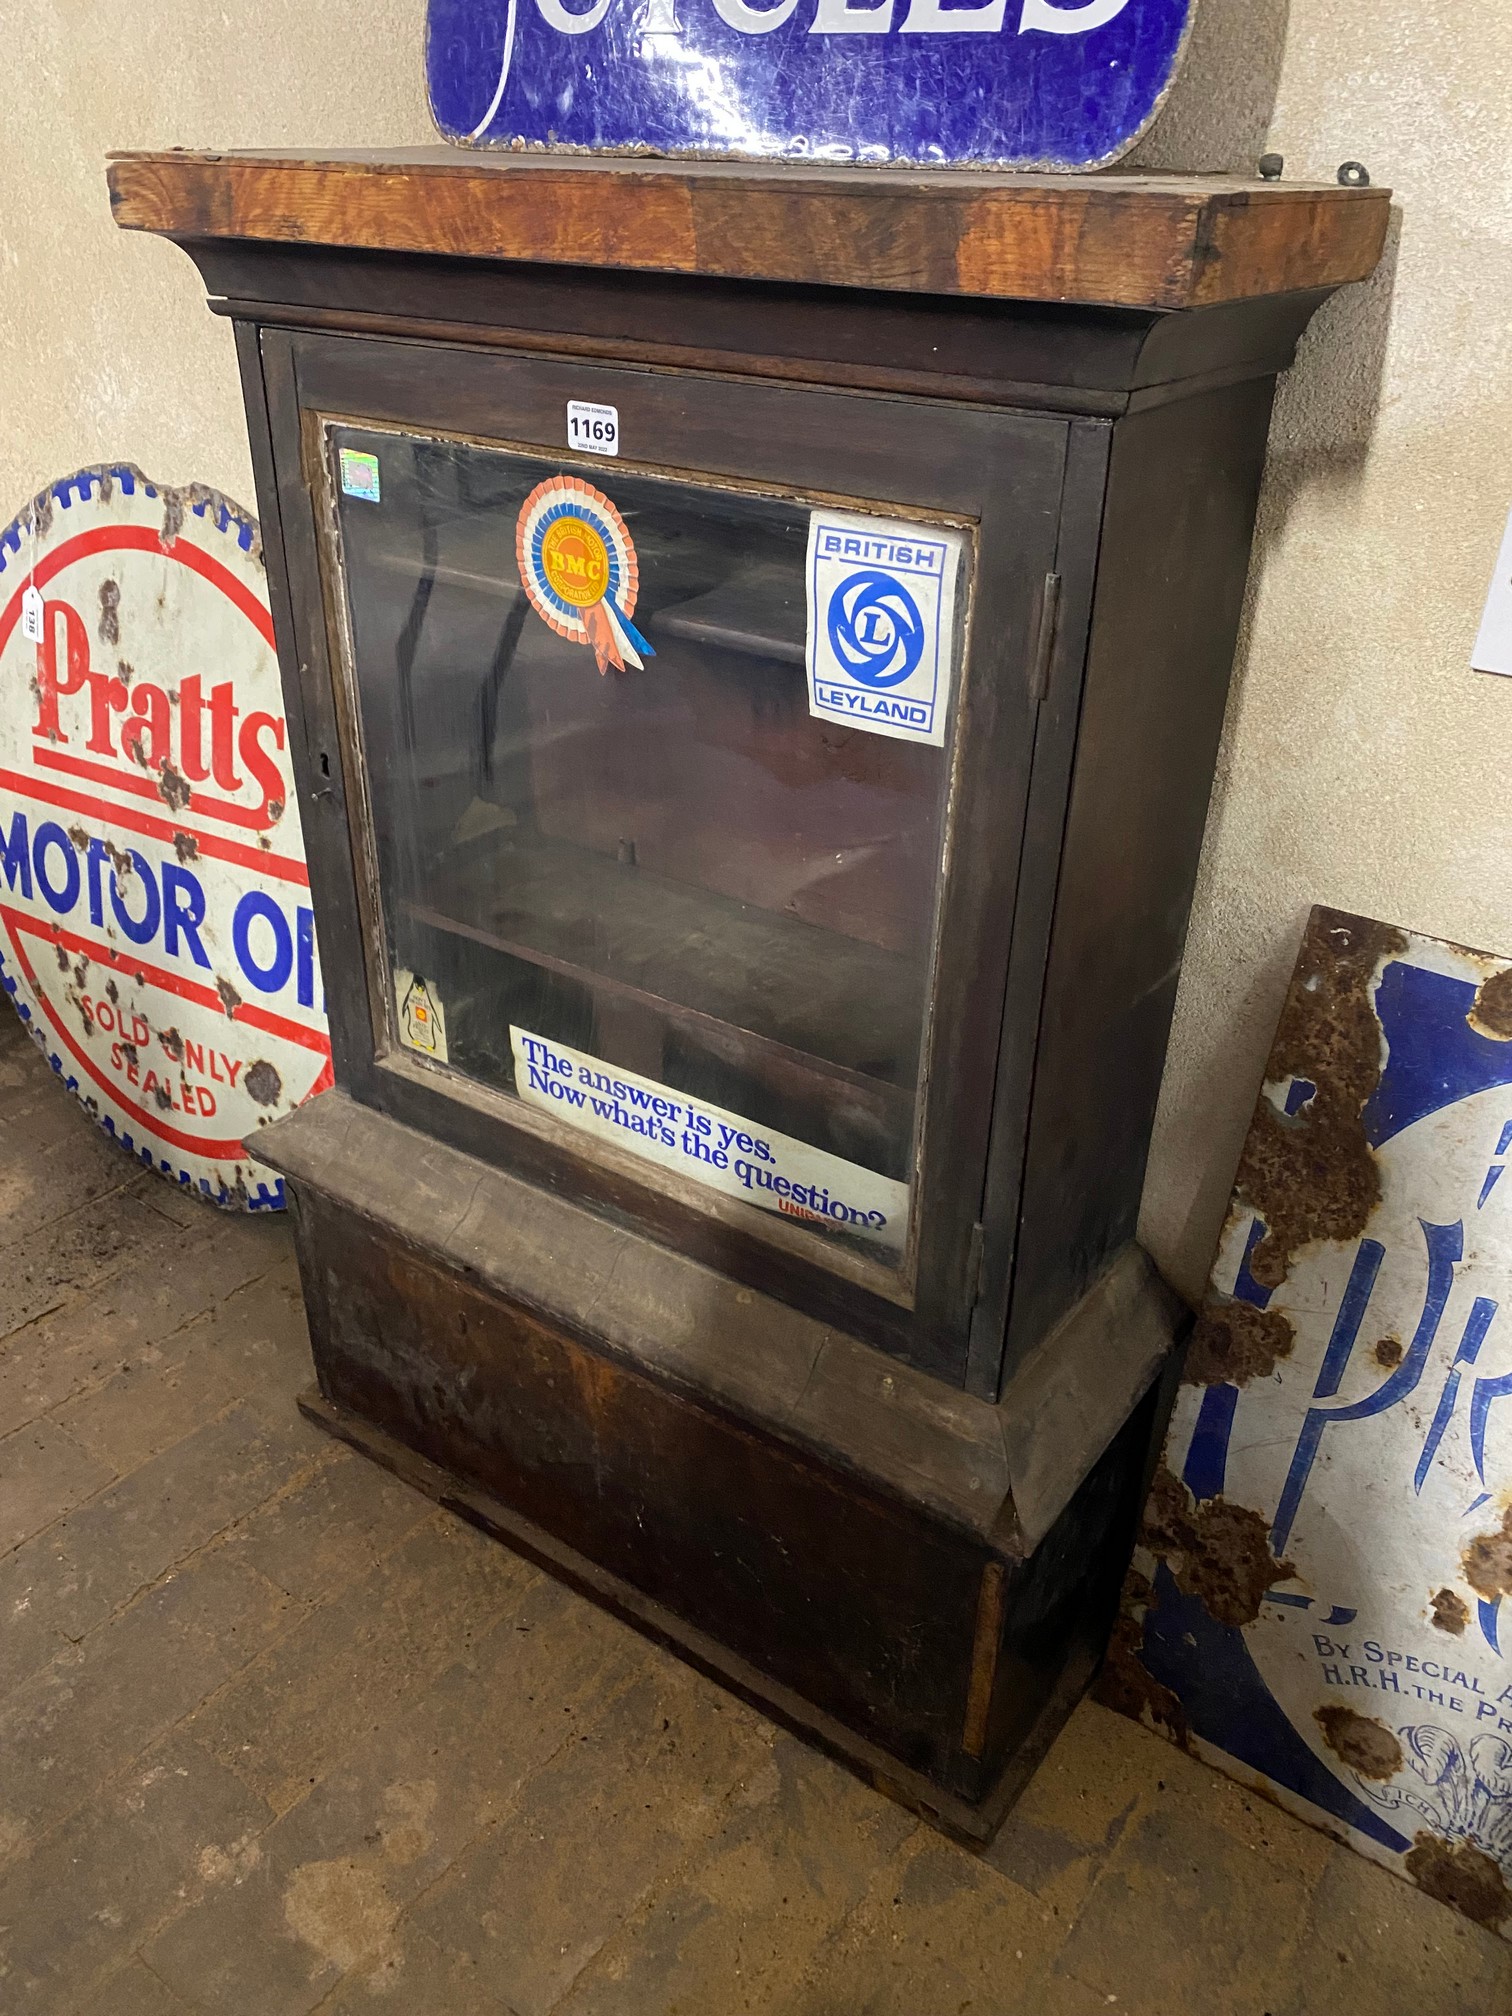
[{"x1": 0, "y1": 466, "x2": 331, "y2": 1210}]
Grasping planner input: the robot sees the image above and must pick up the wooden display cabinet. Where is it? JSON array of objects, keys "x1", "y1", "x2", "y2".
[{"x1": 110, "y1": 153, "x2": 1389, "y2": 1837}]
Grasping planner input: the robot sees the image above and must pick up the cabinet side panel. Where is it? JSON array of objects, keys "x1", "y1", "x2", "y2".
[
  {"x1": 966, "y1": 419, "x2": 1110, "y2": 1400},
  {"x1": 1004, "y1": 377, "x2": 1277, "y2": 1371}
]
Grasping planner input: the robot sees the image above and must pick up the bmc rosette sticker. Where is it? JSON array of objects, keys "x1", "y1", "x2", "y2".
[
  {"x1": 0, "y1": 464, "x2": 331, "y2": 1210},
  {"x1": 516, "y1": 477, "x2": 654, "y2": 676}
]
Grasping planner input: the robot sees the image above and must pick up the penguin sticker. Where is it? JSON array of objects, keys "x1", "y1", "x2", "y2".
[{"x1": 396, "y1": 970, "x2": 448, "y2": 1063}]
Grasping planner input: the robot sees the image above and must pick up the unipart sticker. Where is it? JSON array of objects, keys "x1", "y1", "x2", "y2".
[
  {"x1": 509, "y1": 1023, "x2": 908, "y2": 1256},
  {"x1": 0, "y1": 465, "x2": 331, "y2": 1210}
]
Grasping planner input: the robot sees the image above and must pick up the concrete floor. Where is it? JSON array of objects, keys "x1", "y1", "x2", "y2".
[{"x1": 2, "y1": 1009, "x2": 1510, "y2": 2016}]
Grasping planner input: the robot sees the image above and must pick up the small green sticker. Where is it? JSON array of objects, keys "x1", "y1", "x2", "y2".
[{"x1": 339, "y1": 449, "x2": 381, "y2": 502}]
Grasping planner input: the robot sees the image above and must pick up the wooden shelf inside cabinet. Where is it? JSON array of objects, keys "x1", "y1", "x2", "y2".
[
  {"x1": 651, "y1": 567, "x2": 806, "y2": 666},
  {"x1": 403, "y1": 830, "x2": 920, "y2": 1125}
]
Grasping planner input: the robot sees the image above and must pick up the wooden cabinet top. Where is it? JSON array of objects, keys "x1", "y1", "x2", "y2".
[{"x1": 108, "y1": 149, "x2": 1390, "y2": 312}]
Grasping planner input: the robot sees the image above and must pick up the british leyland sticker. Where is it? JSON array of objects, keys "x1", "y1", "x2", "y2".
[
  {"x1": 0, "y1": 465, "x2": 331, "y2": 1210},
  {"x1": 517, "y1": 476, "x2": 655, "y2": 675},
  {"x1": 806, "y1": 509, "x2": 966, "y2": 748}
]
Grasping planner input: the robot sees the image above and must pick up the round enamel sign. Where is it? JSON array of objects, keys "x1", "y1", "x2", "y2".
[{"x1": 0, "y1": 465, "x2": 331, "y2": 1210}]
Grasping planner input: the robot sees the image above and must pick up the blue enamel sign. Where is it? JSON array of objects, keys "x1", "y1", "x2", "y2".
[
  {"x1": 1113, "y1": 908, "x2": 1512, "y2": 1934},
  {"x1": 426, "y1": 0, "x2": 1195, "y2": 169}
]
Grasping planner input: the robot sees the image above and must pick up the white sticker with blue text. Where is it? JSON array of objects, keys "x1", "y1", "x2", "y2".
[
  {"x1": 510, "y1": 1025, "x2": 908, "y2": 1257},
  {"x1": 805, "y1": 510, "x2": 965, "y2": 748}
]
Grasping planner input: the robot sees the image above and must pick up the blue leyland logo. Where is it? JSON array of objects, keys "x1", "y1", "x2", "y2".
[
  {"x1": 826, "y1": 571, "x2": 927, "y2": 689},
  {"x1": 426, "y1": 0, "x2": 1194, "y2": 168}
]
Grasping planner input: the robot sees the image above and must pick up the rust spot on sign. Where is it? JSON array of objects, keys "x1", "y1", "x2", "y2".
[
  {"x1": 1313, "y1": 1703, "x2": 1402, "y2": 1780},
  {"x1": 67, "y1": 825, "x2": 89, "y2": 853},
  {"x1": 54, "y1": 943, "x2": 70, "y2": 974},
  {"x1": 98, "y1": 579, "x2": 120, "y2": 647},
  {"x1": 244, "y1": 1059, "x2": 283, "y2": 1107},
  {"x1": 1429, "y1": 1587, "x2": 1469, "y2": 1635},
  {"x1": 1142, "y1": 1466, "x2": 1297, "y2": 1629},
  {"x1": 1235, "y1": 910, "x2": 1406, "y2": 1290},
  {"x1": 216, "y1": 976, "x2": 243, "y2": 1018},
  {"x1": 158, "y1": 481, "x2": 258, "y2": 559},
  {"x1": 158, "y1": 1026, "x2": 185, "y2": 1063},
  {"x1": 1373, "y1": 1335, "x2": 1403, "y2": 1369},
  {"x1": 1469, "y1": 967, "x2": 1512, "y2": 1041},
  {"x1": 1405, "y1": 1833, "x2": 1511, "y2": 1929},
  {"x1": 1462, "y1": 1506, "x2": 1512, "y2": 1602},
  {"x1": 1096, "y1": 1610, "x2": 1191, "y2": 1751},
  {"x1": 1184, "y1": 1299, "x2": 1295, "y2": 1388},
  {"x1": 157, "y1": 761, "x2": 192, "y2": 813},
  {"x1": 173, "y1": 832, "x2": 199, "y2": 863}
]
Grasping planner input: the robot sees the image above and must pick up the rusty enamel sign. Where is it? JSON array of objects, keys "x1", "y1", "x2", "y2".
[
  {"x1": 1106, "y1": 908, "x2": 1512, "y2": 1935},
  {"x1": 0, "y1": 466, "x2": 330, "y2": 1209}
]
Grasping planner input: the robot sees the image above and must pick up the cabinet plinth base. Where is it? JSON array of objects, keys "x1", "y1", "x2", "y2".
[
  {"x1": 267, "y1": 1096, "x2": 1185, "y2": 1843},
  {"x1": 295, "y1": 1383, "x2": 1101, "y2": 1842}
]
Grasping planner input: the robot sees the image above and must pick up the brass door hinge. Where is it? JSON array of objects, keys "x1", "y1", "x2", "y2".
[
  {"x1": 967, "y1": 1220, "x2": 987, "y2": 1308},
  {"x1": 1027, "y1": 571, "x2": 1062, "y2": 704}
]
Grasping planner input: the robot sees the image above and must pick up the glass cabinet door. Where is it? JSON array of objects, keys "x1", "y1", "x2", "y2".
[{"x1": 325, "y1": 426, "x2": 969, "y2": 1276}]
